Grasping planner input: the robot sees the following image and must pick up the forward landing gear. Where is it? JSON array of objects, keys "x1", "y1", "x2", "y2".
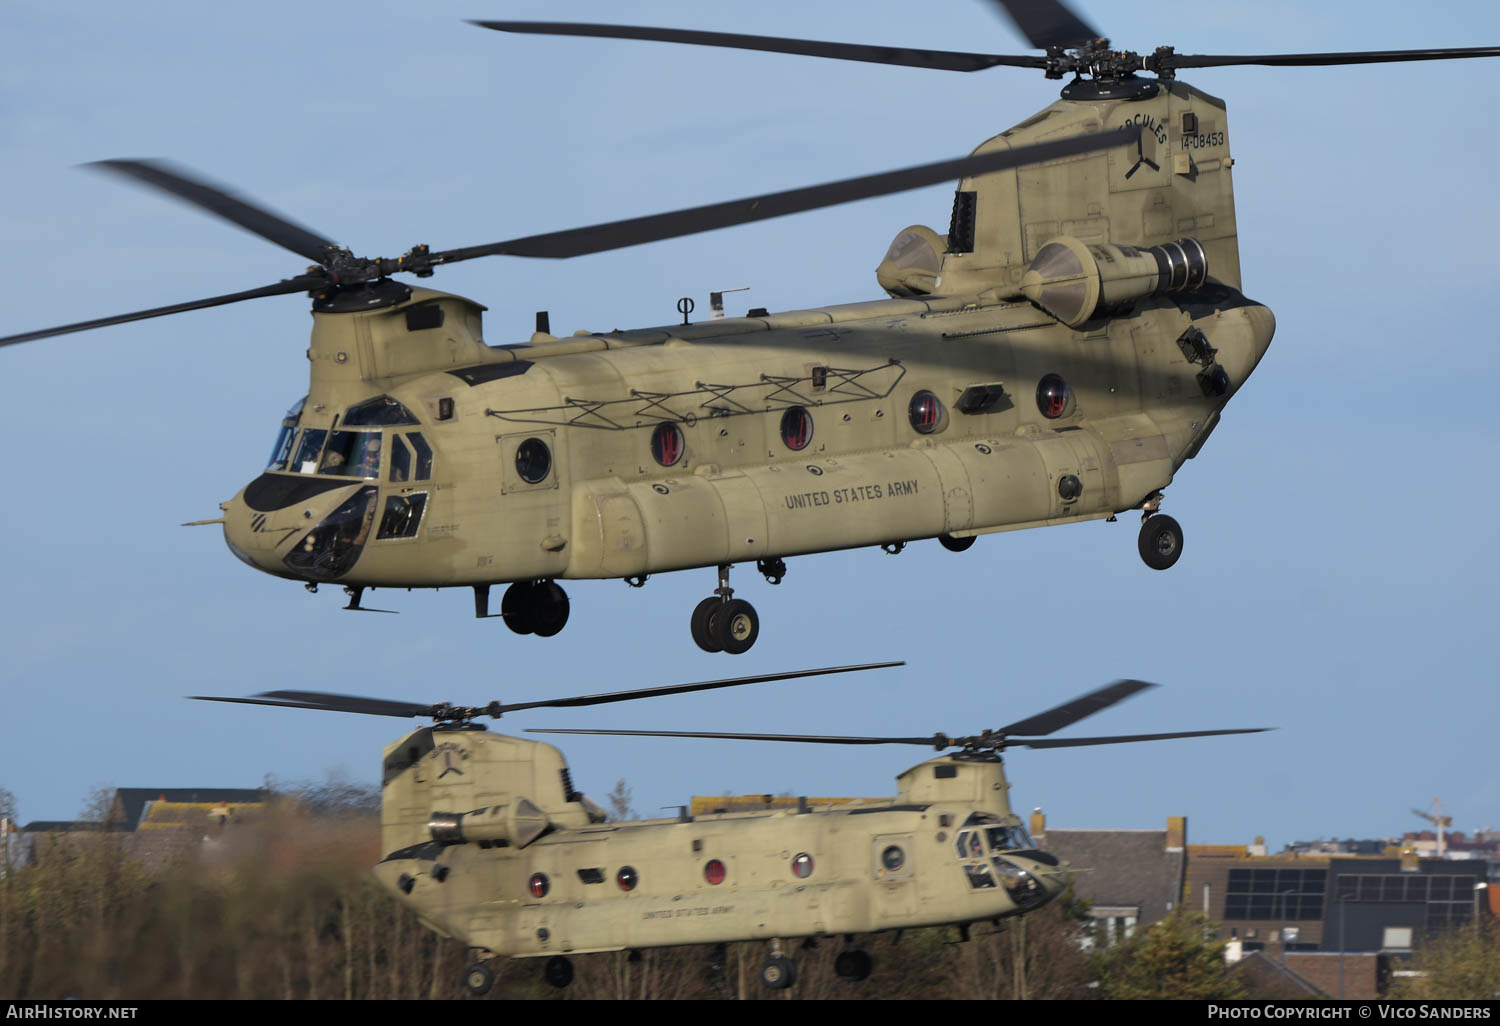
[
  {"x1": 543, "y1": 955, "x2": 574, "y2": 989},
  {"x1": 463, "y1": 961, "x2": 494, "y2": 996},
  {"x1": 834, "y1": 948, "x2": 874, "y2": 982},
  {"x1": 1138, "y1": 513, "x2": 1184, "y2": 571},
  {"x1": 494, "y1": 580, "x2": 570, "y2": 637},
  {"x1": 760, "y1": 952, "x2": 797, "y2": 990},
  {"x1": 690, "y1": 564, "x2": 760, "y2": 655}
]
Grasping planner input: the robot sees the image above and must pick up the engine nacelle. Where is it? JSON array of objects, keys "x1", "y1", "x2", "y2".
[
  {"x1": 428, "y1": 797, "x2": 550, "y2": 849},
  {"x1": 1020, "y1": 236, "x2": 1207, "y2": 327},
  {"x1": 875, "y1": 224, "x2": 946, "y2": 297}
]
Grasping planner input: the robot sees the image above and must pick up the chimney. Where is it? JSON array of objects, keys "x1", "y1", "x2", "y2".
[
  {"x1": 1167, "y1": 815, "x2": 1187, "y2": 852},
  {"x1": 1030, "y1": 807, "x2": 1046, "y2": 842}
]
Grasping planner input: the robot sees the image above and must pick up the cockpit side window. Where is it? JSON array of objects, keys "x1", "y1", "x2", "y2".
[
  {"x1": 293, "y1": 429, "x2": 327, "y2": 474},
  {"x1": 389, "y1": 435, "x2": 411, "y2": 483},
  {"x1": 267, "y1": 397, "x2": 306, "y2": 471},
  {"x1": 344, "y1": 396, "x2": 419, "y2": 427},
  {"x1": 408, "y1": 432, "x2": 434, "y2": 481},
  {"x1": 320, "y1": 431, "x2": 382, "y2": 479}
]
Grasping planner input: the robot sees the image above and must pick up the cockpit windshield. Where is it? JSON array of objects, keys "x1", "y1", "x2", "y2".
[
  {"x1": 319, "y1": 430, "x2": 383, "y2": 479},
  {"x1": 266, "y1": 397, "x2": 306, "y2": 471},
  {"x1": 987, "y1": 825, "x2": 1034, "y2": 852}
]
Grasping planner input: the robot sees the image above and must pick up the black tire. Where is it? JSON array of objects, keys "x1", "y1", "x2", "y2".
[
  {"x1": 938, "y1": 533, "x2": 975, "y2": 553},
  {"x1": 690, "y1": 597, "x2": 724, "y2": 653},
  {"x1": 760, "y1": 954, "x2": 796, "y2": 990},
  {"x1": 1138, "y1": 514, "x2": 1184, "y2": 571},
  {"x1": 529, "y1": 581, "x2": 570, "y2": 638},
  {"x1": 714, "y1": 598, "x2": 759, "y2": 655},
  {"x1": 501, "y1": 581, "x2": 534, "y2": 635},
  {"x1": 543, "y1": 955, "x2": 574, "y2": 989},
  {"x1": 834, "y1": 949, "x2": 873, "y2": 981},
  {"x1": 464, "y1": 963, "x2": 494, "y2": 996}
]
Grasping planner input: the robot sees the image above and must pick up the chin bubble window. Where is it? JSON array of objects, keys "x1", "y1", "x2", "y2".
[
  {"x1": 1036, "y1": 374, "x2": 1073, "y2": 420},
  {"x1": 779, "y1": 406, "x2": 813, "y2": 451},
  {"x1": 528, "y1": 873, "x2": 549, "y2": 898},
  {"x1": 791, "y1": 853, "x2": 814, "y2": 879},
  {"x1": 704, "y1": 859, "x2": 727, "y2": 885},
  {"x1": 650, "y1": 422, "x2": 684, "y2": 467},
  {"x1": 908, "y1": 390, "x2": 947, "y2": 434},
  {"x1": 515, "y1": 437, "x2": 552, "y2": 484},
  {"x1": 616, "y1": 866, "x2": 639, "y2": 892}
]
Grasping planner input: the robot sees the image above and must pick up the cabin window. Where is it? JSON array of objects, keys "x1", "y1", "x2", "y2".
[
  {"x1": 908, "y1": 390, "x2": 946, "y2": 434},
  {"x1": 651, "y1": 423, "x2": 684, "y2": 467},
  {"x1": 616, "y1": 866, "x2": 639, "y2": 892},
  {"x1": 881, "y1": 845, "x2": 906, "y2": 873},
  {"x1": 791, "y1": 853, "x2": 814, "y2": 879},
  {"x1": 528, "y1": 873, "x2": 549, "y2": 898},
  {"x1": 780, "y1": 406, "x2": 813, "y2": 451},
  {"x1": 1036, "y1": 374, "x2": 1073, "y2": 420},
  {"x1": 515, "y1": 437, "x2": 552, "y2": 484},
  {"x1": 320, "y1": 430, "x2": 383, "y2": 479},
  {"x1": 704, "y1": 859, "x2": 727, "y2": 885}
]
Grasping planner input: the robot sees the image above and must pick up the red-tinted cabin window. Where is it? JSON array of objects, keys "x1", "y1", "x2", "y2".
[
  {"x1": 780, "y1": 407, "x2": 813, "y2": 451},
  {"x1": 616, "y1": 866, "x2": 639, "y2": 891},
  {"x1": 1036, "y1": 374, "x2": 1073, "y2": 420},
  {"x1": 704, "y1": 859, "x2": 727, "y2": 885},
  {"x1": 908, "y1": 390, "x2": 945, "y2": 434},
  {"x1": 791, "y1": 853, "x2": 814, "y2": 879},
  {"x1": 651, "y1": 423, "x2": 684, "y2": 467},
  {"x1": 528, "y1": 872, "x2": 549, "y2": 898}
]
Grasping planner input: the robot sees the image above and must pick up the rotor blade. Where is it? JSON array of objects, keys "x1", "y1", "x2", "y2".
[
  {"x1": 0, "y1": 275, "x2": 324, "y2": 348},
  {"x1": 430, "y1": 125, "x2": 1138, "y2": 263},
  {"x1": 223, "y1": 689, "x2": 434, "y2": 718},
  {"x1": 984, "y1": 0, "x2": 1100, "y2": 50},
  {"x1": 526, "y1": 728, "x2": 947, "y2": 746},
  {"x1": 495, "y1": 661, "x2": 904, "y2": 715},
  {"x1": 472, "y1": 21, "x2": 1043, "y2": 72},
  {"x1": 996, "y1": 679, "x2": 1156, "y2": 736},
  {"x1": 189, "y1": 693, "x2": 434, "y2": 718},
  {"x1": 1160, "y1": 46, "x2": 1500, "y2": 71},
  {"x1": 88, "y1": 159, "x2": 338, "y2": 264},
  {"x1": 1015, "y1": 728, "x2": 1272, "y2": 749}
]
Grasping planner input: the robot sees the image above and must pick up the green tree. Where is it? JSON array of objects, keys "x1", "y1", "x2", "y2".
[
  {"x1": 1094, "y1": 910, "x2": 1246, "y2": 1000},
  {"x1": 1391, "y1": 927, "x2": 1500, "y2": 1000}
]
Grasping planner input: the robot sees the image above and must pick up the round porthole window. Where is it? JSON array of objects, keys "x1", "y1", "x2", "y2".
[
  {"x1": 881, "y1": 845, "x2": 906, "y2": 873},
  {"x1": 780, "y1": 406, "x2": 813, "y2": 451},
  {"x1": 1036, "y1": 375, "x2": 1073, "y2": 420},
  {"x1": 650, "y1": 422, "x2": 684, "y2": 467},
  {"x1": 1058, "y1": 474, "x2": 1082, "y2": 501},
  {"x1": 515, "y1": 437, "x2": 552, "y2": 483},
  {"x1": 616, "y1": 866, "x2": 639, "y2": 892},
  {"x1": 528, "y1": 872, "x2": 549, "y2": 898},
  {"x1": 704, "y1": 858, "x2": 727, "y2": 885},
  {"x1": 908, "y1": 390, "x2": 947, "y2": 434},
  {"x1": 791, "y1": 853, "x2": 814, "y2": 879}
]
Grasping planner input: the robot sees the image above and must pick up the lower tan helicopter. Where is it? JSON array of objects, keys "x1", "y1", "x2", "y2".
[{"x1": 195, "y1": 663, "x2": 1267, "y2": 992}]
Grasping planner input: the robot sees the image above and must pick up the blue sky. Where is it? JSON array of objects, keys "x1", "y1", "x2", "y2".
[{"x1": 3, "y1": 0, "x2": 1498, "y2": 850}]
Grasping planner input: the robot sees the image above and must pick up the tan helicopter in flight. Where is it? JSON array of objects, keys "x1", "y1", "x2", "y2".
[
  {"x1": 193, "y1": 661, "x2": 1269, "y2": 992},
  {"x1": 6, "y1": 0, "x2": 1497, "y2": 654}
]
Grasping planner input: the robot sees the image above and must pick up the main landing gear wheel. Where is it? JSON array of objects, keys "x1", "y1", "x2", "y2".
[
  {"x1": 501, "y1": 581, "x2": 571, "y2": 637},
  {"x1": 938, "y1": 533, "x2": 975, "y2": 552},
  {"x1": 760, "y1": 953, "x2": 796, "y2": 990},
  {"x1": 464, "y1": 962, "x2": 494, "y2": 996},
  {"x1": 1138, "y1": 514, "x2": 1184, "y2": 571},
  {"x1": 714, "y1": 598, "x2": 759, "y2": 655},
  {"x1": 543, "y1": 955, "x2": 574, "y2": 989},
  {"x1": 834, "y1": 949, "x2": 873, "y2": 982},
  {"x1": 690, "y1": 596, "x2": 724, "y2": 653},
  {"x1": 690, "y1": 564, "x2": 760, "y2": 654}
]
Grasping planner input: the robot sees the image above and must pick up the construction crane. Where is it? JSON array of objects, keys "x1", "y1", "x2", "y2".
[{"x1": 1412, "y1": 798, "x2": 1453, "y2": 858}]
